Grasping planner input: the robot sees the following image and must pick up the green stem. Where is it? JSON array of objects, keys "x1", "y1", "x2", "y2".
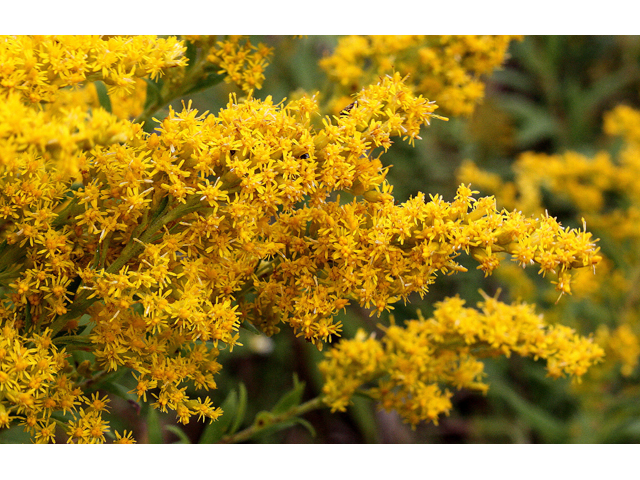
[{"x1": 218, "y1": 396, "x2": 325, "y2": 444}]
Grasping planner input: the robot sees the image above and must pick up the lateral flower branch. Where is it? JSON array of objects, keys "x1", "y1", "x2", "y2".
[
  {"x1": 319, "y1": 293, "x2": 604, "y2": 426},
  {"x1": 0, "y1": 35, "x2": 603, "y2": 443}
]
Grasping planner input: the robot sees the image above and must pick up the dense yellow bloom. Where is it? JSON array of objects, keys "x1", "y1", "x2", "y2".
[
  {"x1": 0, "y1": 36, "x2": 604, "y2": 442},
  {"x1": 319, "y1": 294, "x2": 604, "y2": 426},
  {"x1": 0, "y1": 35, "x2": 186, "y2": 102},
  {"x1": 458, "y1": 104, "x2": 640, "y2": 378},
  {"x1": 0, "y1": 91, "x2": 137, "y2": 179},
  {"x1": 320, "y1": 35, "x2": 522, "y2": 116},
  {"x1": 0, "y1": 324, "x2": 129, "y2": 443},
  {"x1": 0, "y1": 71, "x2": 446, "y2": 439},
  {"x1": 206, "y1": 35, "x2": 272, "y2": 93}
]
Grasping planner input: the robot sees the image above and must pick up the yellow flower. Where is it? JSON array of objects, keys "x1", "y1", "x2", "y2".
[
  {"x1": 320, "y1": 294, "x2": 604, "y2": 426},
  {"x1": 0, "y1": 35, "x2": 186, "y2": 103},
  {"x1": 0, "y1": 36, "x2": 605, "y2": 441},
  {"x1": 114, "y1": 430, "x2": 137, "y2": 444},
  {"x1": 320, "y1": 35, "x2": 522, "y2": 117},
  {"x1": 207, "y1": 36, "x2": 273, "y2": 93}
]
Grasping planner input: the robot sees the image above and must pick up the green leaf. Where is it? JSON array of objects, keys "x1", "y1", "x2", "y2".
[
  {"x1": 486, "y1": 373, "x2": 567, "y2": 443},
  {"x1": 102, "y1": 381, "x2": 134, "y2": 400},
  {"x1": 499, "y1": 94, "x2": 561, "y2": 148},
  {"x1": 181, "y1": 71, "x2": 225, "y2": 98},
  {"x1": 271, "y1": 374, "x2": 305, "y2": 415},
  {"x1": 93, "y1": 81, "x2": 112, "y2": 114},
  {"x1": 147, "y1": 407, "x2": 164, "y2": 444},
  {"x1": 199, "y1": 389, "x2": 238, "y2": 443},
  {"x1": 292, "y1": 417, "x2": 316, "y2": 438},
  {"x1": 229, "y1": 383, "x2": 248, "y2": 435},
  {"x1": 79, "y1": 314, "x2": 94, "y2": 336},
  {"x1": 198, "y1": 383, "x2": 248, "y2": 442},
  {"x1": 511, "y1": 36, "x2": 548, "y2": 80},
  {"x1": 165, "y1": 425, "x2": 191, "y2": 444},
  {"x1": 240, "y1": 320, "x2": 262, "y2": 336},
  {"x1": 184, "y1": 40, "x2": 198, "y2": 72},
  {"x1": 143, "y1": 77, "x2": 164, "y2": 110},
  {"x1": 0, "y1": 426, "x2": 32, "y2": 444},
  {"x1": 491, "y1": 68, "x2": 537, "y2": 93},
  {"x1": 250, "y1": 412, "x2": 317, "y2": 443},
  {"x1": 148, "y1": 194, "x2": 170, "y2": 226},
  {"x1": 348, "y1": 394, "x2": 379, "y2": 443},
  {"x1": 132, "y1": 302, "x2": 144, "y2": 316},
  {"x1": 84, "y1": 367, "x2": 129, "y2": 395}
]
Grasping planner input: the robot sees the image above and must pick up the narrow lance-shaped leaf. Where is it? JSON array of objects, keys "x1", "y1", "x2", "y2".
[
  {"x1": 147, "y1": 407, "x2": 164, "y2": 444},
  {"x1": 271, "y1": 374, "x2": 305, "y2": 415},
  {"x1": 93, "y1": 81, "x2": 112, "y2": 113},
  {"x1": 229, "y1": 383, "x2": 248, "y2": 435},
  {"x1": 165, "y1": 425, "x2": 191, "y2": 444},
  {"x1": 199, "y1": 388, "x2": 239, "y2": 444}
]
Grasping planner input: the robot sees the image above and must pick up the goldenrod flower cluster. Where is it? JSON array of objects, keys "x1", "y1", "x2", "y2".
[
  {"x1": 0, "y1": 90, "x2": 138, "y2": 179},
  {"x1": 0, "y1": 35, "x2": 604, "y2": 442},
  {"x1": 177, "y1": 35, "x2": 272, "y2": 95},
  {"x1": 0, "y1": 35, "x2": 186, "y2": 102},
  {"x1": 205, "y1": 35, "x2": 272, "y2": 93},
  {"x1": 319, "y1": 294, "x2": 604, "y2": 426},
  {"x1": 0, "y1": 325, "x2": 65, "y2": 439},
  {"x1": 319, "y1": 35, "x2": 521, "y2": 116},
  {"x1": 458, "y1": 104, "x2": 640, "y2": 378},
  {"x1": 459, "y1": 104, "x2": 640, "y2": 233},
  {"x1": 596, "y1": 324, "x2": 640, "y2": 377},
  {"x1": 0, "y1": 321, "x2": 137, "y2": 443}
]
